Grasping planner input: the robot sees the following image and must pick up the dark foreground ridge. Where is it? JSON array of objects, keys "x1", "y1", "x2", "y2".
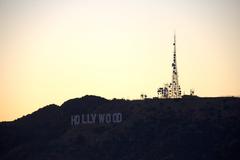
[{"x1": 0, "y1": 95, "x2": 240, "y2": 160}]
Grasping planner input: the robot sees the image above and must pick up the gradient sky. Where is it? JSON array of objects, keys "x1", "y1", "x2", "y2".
[{"x1": 1, "y1": 0, "x2": 240, "y2": 121}]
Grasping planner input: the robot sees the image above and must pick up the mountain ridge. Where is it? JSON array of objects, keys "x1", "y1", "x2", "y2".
[{"x1": 0, "y1": 95, "x2": 240, "y2": 160}]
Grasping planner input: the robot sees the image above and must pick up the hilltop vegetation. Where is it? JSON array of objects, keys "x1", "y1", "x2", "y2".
[{"x1": 0, "y1": 96, "x2": 240, "y2": 160}]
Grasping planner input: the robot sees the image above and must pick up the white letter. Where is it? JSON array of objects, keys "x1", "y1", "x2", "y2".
[
  {"x1": 71, "y1": 115, "x2": 80, "y2": 126},
  {"x1": 105, "y1": 114, "x2": 111, "y2": 124},
  {"x1": 115, "y1": 113, "x2": 122, "y2": 123},
  {"x1": 81, "y1": 114, "x2": 87, "y2": 124},
  {"x1": 91, "y1": 114, "x2": 97, "y2": 124},
  {"x1": 99, "y1": 114, "x2": 105, "y2": 124}
]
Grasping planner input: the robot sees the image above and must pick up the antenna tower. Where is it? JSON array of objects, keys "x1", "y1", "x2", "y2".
[{"x1": 169, "y1": 33, "x2": 181, "y2": 98}]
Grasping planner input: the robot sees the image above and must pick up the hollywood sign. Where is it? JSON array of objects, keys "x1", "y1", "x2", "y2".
[{"x1": 71, "y1": 112, "x2": 122, "y2": 126}]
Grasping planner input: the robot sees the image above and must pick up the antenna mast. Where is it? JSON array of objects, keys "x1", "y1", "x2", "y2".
[
  {"x1": 157, "y1": 32, "x2": 182, "y2": 99},
  {"x1": 170, "y1": 32, "x2": 181, "y2": 98}
]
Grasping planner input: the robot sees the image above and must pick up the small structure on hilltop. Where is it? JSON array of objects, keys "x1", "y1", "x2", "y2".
[
  {"x1": 140, "y1": 94, "x2": 148, "y2": 100},
  {"x1": 190, "y1": 89, "x2": 195, "y2": 96}
]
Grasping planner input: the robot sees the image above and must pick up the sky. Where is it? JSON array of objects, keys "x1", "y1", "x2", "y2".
[{"x1": 1, "y1": 0, "x2": 240, "y2": 121}]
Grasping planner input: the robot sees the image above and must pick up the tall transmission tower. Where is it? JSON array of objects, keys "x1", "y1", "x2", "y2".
[
  {"x1": 158, "y1": 33, "x2": 182, "y2": 98},
  {"x1": 169, "y1": 33, "x2": 181, "y2": 98}
]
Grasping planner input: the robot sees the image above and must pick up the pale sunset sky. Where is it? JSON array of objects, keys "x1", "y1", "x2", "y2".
[{"x1": 1, "y1": 0, "x2": 240, "y2": 121}]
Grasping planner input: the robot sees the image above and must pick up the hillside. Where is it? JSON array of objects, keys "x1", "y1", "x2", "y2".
[{"x1": 0, "y1": 95, "x2": 240, "y2": 160}]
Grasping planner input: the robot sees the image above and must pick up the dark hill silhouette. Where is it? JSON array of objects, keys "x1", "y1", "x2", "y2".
[{"x1": 0, "y1": 95, "x2": 240, "y2": 160}]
